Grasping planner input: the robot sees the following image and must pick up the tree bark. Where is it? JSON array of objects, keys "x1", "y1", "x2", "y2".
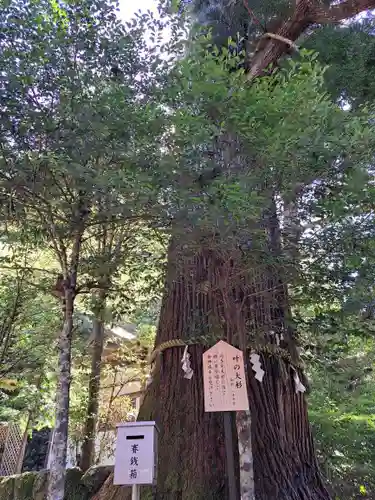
[
  {"x1": 248, "y1": 356, "x2": 328, "y2": 500},
  {"x1": 80, "y1": 299, "x2": 105, "y2": 472},
  {"x1": 47, "y1": 290, "x2": 74, "y2": 500}
]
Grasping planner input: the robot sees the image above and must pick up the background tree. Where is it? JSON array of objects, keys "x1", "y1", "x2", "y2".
[
  {"x1": 0, "y1": 0, "x2": 165, "y2": 497},
  {"x1": 78, "y1": 221, "x2": 165, "y2": 471}
]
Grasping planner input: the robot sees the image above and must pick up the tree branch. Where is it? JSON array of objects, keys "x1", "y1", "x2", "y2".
[{"x1": 247, "y1": 0, "x2": 375, "y2": 79}]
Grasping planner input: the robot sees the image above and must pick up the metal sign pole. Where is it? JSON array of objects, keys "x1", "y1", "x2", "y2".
[
  {"x1": 132, "y1": 485, "x2": 140, "y2": 500},
  {"x1": 224, "y1": 411, "x2": 238, "y2": 500}
]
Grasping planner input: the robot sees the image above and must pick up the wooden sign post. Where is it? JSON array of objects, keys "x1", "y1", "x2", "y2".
[{"x1": 203, "y1": 341, "x2": 249, "y2": 500}]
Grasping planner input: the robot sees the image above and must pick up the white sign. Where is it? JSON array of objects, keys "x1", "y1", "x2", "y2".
[
  {"x1": 113, "y1": 421, "x2": 159, "y2": 486},
  {"x1": 203, "y1": 340, "x2": 249, "y2": 412}
]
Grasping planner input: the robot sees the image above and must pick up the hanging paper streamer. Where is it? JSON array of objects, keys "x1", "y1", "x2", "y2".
[
  {"x1": 181, "y1": 345, "x2": 194, "y2": 379},
  {"x1": 276, "y1": 333, "x2": 284, "y2": 346},
  {"x1": 250, "y1": 353, "x2": 265, "y2": 382},
  {"x1": 291, "y1": 366, "x2": 306, "y2": 393},
  {"x1": 145, "y1": 373, "x2": 153, "y2": 389},
  {"x1": 270, "y1": 330, "x2": 283, "y2": 346}
]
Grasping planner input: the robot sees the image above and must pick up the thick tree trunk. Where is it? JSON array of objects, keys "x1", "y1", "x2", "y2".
[
  {"x1": 136, "y1": 233, "x2": 330, "y2": 500},
  {"x1": 93, "y1": 247, "x2": 329, "y2": 500},
  {"x1": 140, "y1": 346, "x2": 229, "y2": 500},
  {"x1": 47, "y1": 291, "x2": 74, "y2": 500},
  {"x1": 80, "y1": 312, "x2": 105, "y2": 471}
]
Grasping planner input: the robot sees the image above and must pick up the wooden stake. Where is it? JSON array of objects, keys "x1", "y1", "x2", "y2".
[
  {"x1": 237, "y1": 331, "x2": 255, "y2": 499},
  {"x1": 224, "y1": 412, "x2": 238, "y2": 500}
]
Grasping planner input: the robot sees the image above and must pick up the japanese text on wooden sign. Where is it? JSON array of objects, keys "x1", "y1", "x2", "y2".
[{"x1": 203, "y1": 340, "x2": 249, "y2": 412}]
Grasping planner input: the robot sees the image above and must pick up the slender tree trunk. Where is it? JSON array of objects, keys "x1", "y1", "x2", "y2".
[
  {"x1": 47, "y1": 290, "x2": 74, "y2": 500},
  {"x1": 16, "y1": 413, "x2": 31, "y2": 474},
  {"x1": 46, "y1": 196, "x2": 87, "y2": 499},
  {"x1": 80, "y1": 296, "x2": 105, "y2": 472},
  {"x1": 97, "y1": 368, "x2": 117, "y2": 465}
]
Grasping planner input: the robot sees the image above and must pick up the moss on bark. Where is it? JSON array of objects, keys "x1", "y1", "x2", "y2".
[
  {"x1": 13, "y1": 472, "x2": 35, "y2": 500},
  {"x1": 64, "y1": 468, "x2": 88, "y2": 500},
  {"x1": 0, "y1": 466, "x2": 111, "y2": 500},
  {"x1": 0, "y1": 475, "x2": 16, "y2": 500}
]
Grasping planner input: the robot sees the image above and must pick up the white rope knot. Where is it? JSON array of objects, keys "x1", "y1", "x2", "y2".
[{"x1": 264, "y1": 32, "x2": 299, "y2": 51}]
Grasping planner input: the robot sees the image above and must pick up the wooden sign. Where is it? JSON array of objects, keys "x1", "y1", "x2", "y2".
[{"x1": 203, "y1": 340, "x2": 249, "y2": 412}]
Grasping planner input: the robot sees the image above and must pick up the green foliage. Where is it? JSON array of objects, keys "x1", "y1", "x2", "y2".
[
  {"x1": 155, "y1": 32, "x2": 375, "y2": 267},
  {"x1": 305, "y1": 19, "x2": 375, "y2": 107},
  {"x1": 0, "y1": 263, "x2": 59, "y2": 424},
  {"x1": 0, "y1": 3, "x2": 168, "y2": 482},
  {"x1": 0, "y1": 0, "x2": 167, "y2": 290},
  {"x1": 307, "y1": 335, "x2": 375, "y2": 498}
]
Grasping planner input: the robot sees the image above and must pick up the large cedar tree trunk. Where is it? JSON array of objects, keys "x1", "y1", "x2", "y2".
[
  {"x1": 47, "y1": 290, "x2": 74, "y2": 500},
  {"x1": 136, "y1": 224, "x2": 330, "y2": 500}
]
